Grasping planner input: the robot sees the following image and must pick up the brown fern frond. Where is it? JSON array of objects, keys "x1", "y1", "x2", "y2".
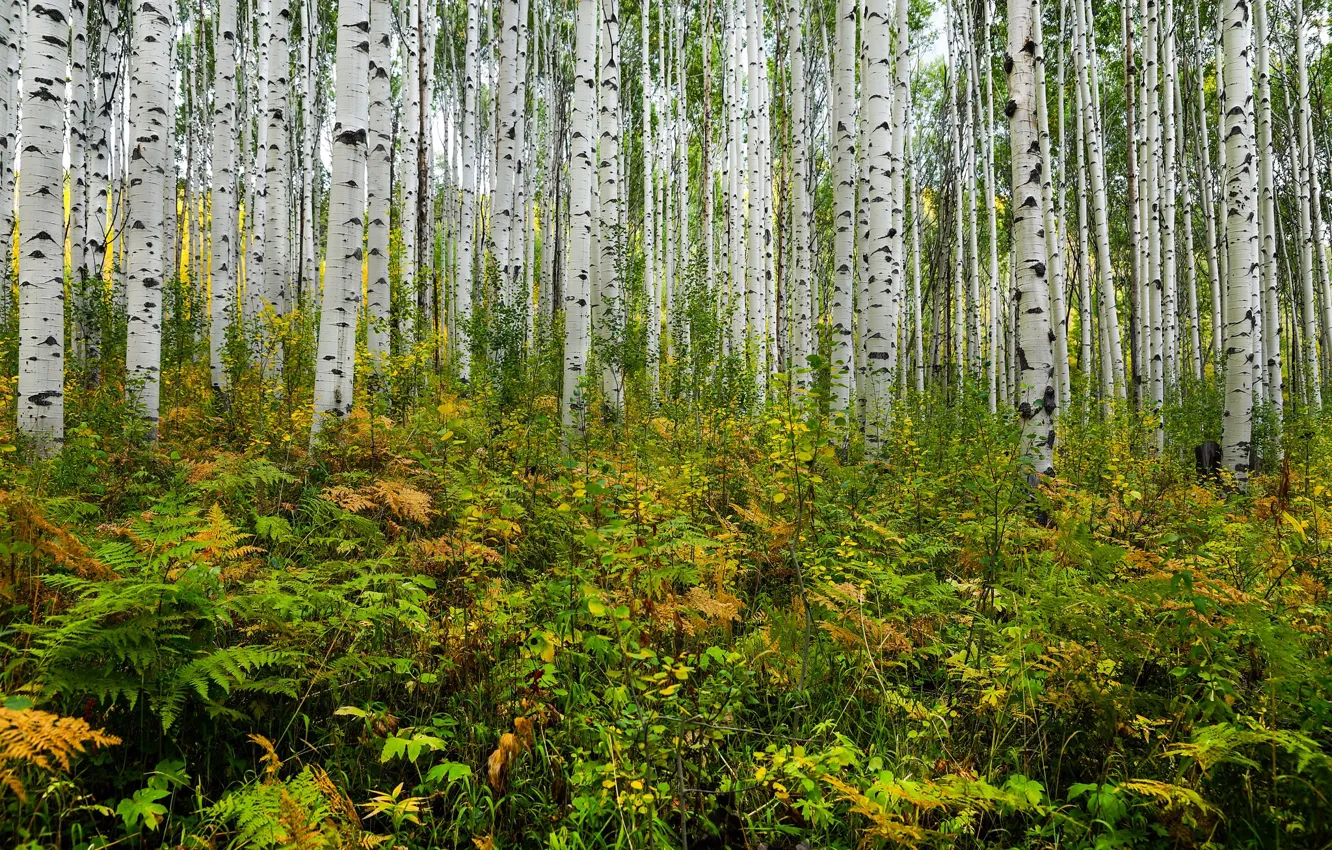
[
  {"x1": 321, "y1": 486, "x2": 379, "y2": 514},
  {"x1": 249, "y1": 734, "x2": 282, "y2": 783},
  {"x1": 0, "y1": 492, "x2": 111, "y2": 580},
  {"x1": 311, "y1": 766, "x2": 362, "y2": 828},
  {"x1": 369, "y1": 480, "x2": 432, "y2": 524},
  {"x1": 0, "y1": 707, "x2": 121, "y2": 801},
  {"x1": 279, "y1": 787, "x2": 328, "y2": 850}
]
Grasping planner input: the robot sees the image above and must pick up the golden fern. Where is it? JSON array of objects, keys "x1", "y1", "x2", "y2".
[
  {"x1": 194, "y1": 503, "x2": 265, "y2": 564},
  {"x1": 0, "y1": 706, "x2": 120, "y2": 802},
  {"x1": 322, "y1": 480, "x2": 432, "y2": 524},
  {"x1": 0, "y1": 491, "x2": 111, "y2": 581},
  {"x1": 369, "y1": 480, "x2": 432, "y2": 524},
  {"x1": 249, "y1": 734, "x2": 283, "y2": 784}
]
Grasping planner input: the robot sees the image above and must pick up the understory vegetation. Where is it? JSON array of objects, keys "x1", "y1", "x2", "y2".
[{"x1": 1, "y1": 348, "x2": 1329, "y2": 849}]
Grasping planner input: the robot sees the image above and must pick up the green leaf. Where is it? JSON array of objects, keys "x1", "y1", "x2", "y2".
[
  {"x1": 116, "y1": 787, "x2": 170, "y2": 832},
  {"x1": 424, "y1": 762, "x2": 474, "y2": 786}
]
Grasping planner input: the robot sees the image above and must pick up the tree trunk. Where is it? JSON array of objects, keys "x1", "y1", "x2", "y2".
[
  {"x1": 366, "y1": 0, "x2": 391, "y2": 363},
  {"x1": 1006, "y1": 0, "x2": 1057, "y2": 476},
  {"x1": 598, "y1": 0, "x2": 623, "y2": 410},
  {"x1": 312, "y1": 0, "x2": 370, "y2": 437},
  {"x1": 563, "y1": 0, "x2": 596, "y2": 431},
  {"x1": 125, "y1": 0, "x2": 173, "y2": 437},
  {"x1": 16, "y1": 0, "x2": 73, "y2": 452},
  {"x1": 210, "y1": 0, "x2": 239, "y2": 392},
  {"x1": 830, "y1": 0, "x2": 856, "y2": 414},
  {"x1": 1220, "y1": 0, "x2": 1257, "y2": 482}
]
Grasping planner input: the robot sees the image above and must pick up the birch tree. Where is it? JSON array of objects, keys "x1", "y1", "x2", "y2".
[
  {"x1": 210, "y1": 0, "x2": 239, "y2": 392},
  {"x1": 861, "y1": 0, "x2": 894, "y2": 435},
  {"x1": 1220, "y1": 0, "x2": 1257, "y2": 482},
  {"x1": 125, "y1": 0, "x2": 173, "y2": 436},
  {"x1": 16, "y1": 0, "x2": 72, "y2": 452},
  {"x1": 262, "y1": 0, "x2": 292, "y2": 326},
  {"x1": 564, "y1": 0, "x2": 596, "y2": 430},
  {"x1": 312, "y1": 0, "x2": 370, "y2": 437},
  {"x1": 788, "y1": 0, "x2": 811, "y2": 383},
  {"x1": 456, "y1": 0, "x2": 479, "y2": 381},
  {"x1": 830, "y1": 0, "x2": 856, "y2": 413},
  {"x1": 599, "y1": 0, "x2": 623, "y2": 411},
  {"x1": 1006, "y1": 0, "x2": 1057, "y2": 476},
  {"x1": 366, "y1": 0, "x2": 391, "y2": 362}
]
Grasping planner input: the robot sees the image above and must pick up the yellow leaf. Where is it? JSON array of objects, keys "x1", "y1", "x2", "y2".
[
  {"x1": 773, "y1": 492, "x2": 787, "y2": 504},
  {"x1": 1282, "y1": 511, "x2": 1307, "y2": 540}
]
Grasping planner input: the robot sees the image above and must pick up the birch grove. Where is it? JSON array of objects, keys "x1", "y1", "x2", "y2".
[
  {"x1": 15, "y1": 2, "x2": 1332, "y2": 845},
  {"x1": 0, "y1": 0, "x2": 1324, "y2": 489}
]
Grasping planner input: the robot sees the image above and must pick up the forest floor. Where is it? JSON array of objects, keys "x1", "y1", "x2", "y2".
[{"x1": 2, "y1": 365, "x2": 1331, "y2": 849}]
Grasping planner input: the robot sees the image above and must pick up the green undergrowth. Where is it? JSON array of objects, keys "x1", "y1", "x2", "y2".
[{"x1": 0, "y1": 366, "x2": 1330, "y2": 849}]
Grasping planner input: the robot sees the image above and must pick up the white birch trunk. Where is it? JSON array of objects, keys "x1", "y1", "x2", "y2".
[
  {"x1": 745, "y1": 0, "x2": 767, "y2": 400},
  {"x1": 312, "y1": 0, "x2": 370, "y2": 436},
  {"x1": 1175, "y1": 64, "x2": 1204, "y2": 382},
  {"x1": 87, "y1": 0, "x2": 122, "y2": 329},
  {"x1": 68, "y1": 0, "x2": 88, "y2": 290},
  {"x1": 210, "y1": 0, "x2": 239, "y2": 392},
  {"x1": 564, "y1": 0, "x2": 596, "y2": 430},
  {"x1": 1221, "y1": 0, "x2": 1257, "y2": 481},
  {"x1": 1254, "y1": 0, "x2": 1281, "y2": 414},
  {"x1": 399, "y1": 0, "x2": 419, "y2": 327},
  {"x1": 1073, "y1": 0, "x2": 1125, "y2": 397},
  {"x1": 16, "y1": 0, "x2": 71, "y2": 452},
  {"x1": 493, "y1": 0, "x2": 521, "y2": 306},
  {"x1": 1033, "y1": 4, "x2": 1068, "y2": 414},
  {"x1": 830, "y1": 0, "x2": 856, "y2": 413},
  {"x1": 456, "y1": 0, "x2": 479, "y2": 380},
  {"x1": 1194, "y1": 4, "x2": 1223, "y2": 365},
  {"x1": 0, "y1": 0, "x2": 14, "y2": 273},
  {"x1": 1007, "y1": 0, "x2": 1056, "y2": 476},
  {"x1": 366, "y1": 0, "x2": 392, "y2": 362},
  {"x1": 598, "y1": 0, "x2": 623, "y2": 409},
  {"x1": 263, "y1": 0, "x2": 292, "y2": 322},
  {"x1": 644, "y1": 0, "x2": 659, "y2": 390},
  {"x1": 860, "y1": 0, "x2": 893, "y2": 435},
  {"x1": 125, "y1": 0, "x2": 173, "y2": 436},
  {"x1": 789, "y1": 0, "x2": 811, "y2": 385},
  {"x1": 1295, "y1": 0, "x2": 1322, "y2": 408}
]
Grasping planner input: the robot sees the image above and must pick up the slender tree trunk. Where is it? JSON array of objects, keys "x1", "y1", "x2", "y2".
[
  {"x1": 1175, "y1": 58, "x2": 1204, "y2": 382},
  {"x1": 68, "y1": 0, "x2": 89, "y2": 327},
  {"x1": 746, "y1": 0, "x2": 768, "y2": 401},
  {"x1": 1034, "y1": 3, "x2": 1069, "y2": 415},
  {"x1": 263, "y1": 0, "x2": 292, "y2": 369},
  {"x1": 1254, "y1": 0, "x2": 1281, "y2": 416},
  {"x1": 563, "y1": 0, "x2": 596, "y2": 430},
  {"x1": 1007, "y1": 0, "x2": 1057, "y2": 476},
  {"x1": 456, "y1": 0, "x2": 479, "y2": 380},
  {"x1": 1295, "y1": 0, "x2": 1322, "y2": 408},
  {"x1": 16, "y1": 0, "x2": 73, "y2": 452},
  {"x1": 125, "y1": 0, "x2": 173, "y2": 437},
  {"x1": 830, "y1": 0, "x2": 857, "y2": 414},
  {"x1": 861, "y1": 0, "x2": 894, "y2": 436},
  {"x1": 366, "y1": 0, "x2": 392, "y2": 363},
  {"x1": 1220, "y1": 0, "x2": 1257, "y2": 482},
  {"x1": 0, "y1": 0, "x2": 14, "y2": 278},
  {"x1": 210, "y1": 0, "x2": 239, "y2": 392},
  {"x1": 86, "y1": 0, "x2": 123, "y2": 366},
  {"x1": 312, "y1": 0, "x2": 370, "y2": 437},
  {"x1": 1073, "y1": 0, "x2": 1125, "y2": 397},
  {"x1": 1194, "y1": 4, "x2": 1222, "y2": 367},
  {"x1": 598, "y1": 0, "x2": 623, "y2": 410}
]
